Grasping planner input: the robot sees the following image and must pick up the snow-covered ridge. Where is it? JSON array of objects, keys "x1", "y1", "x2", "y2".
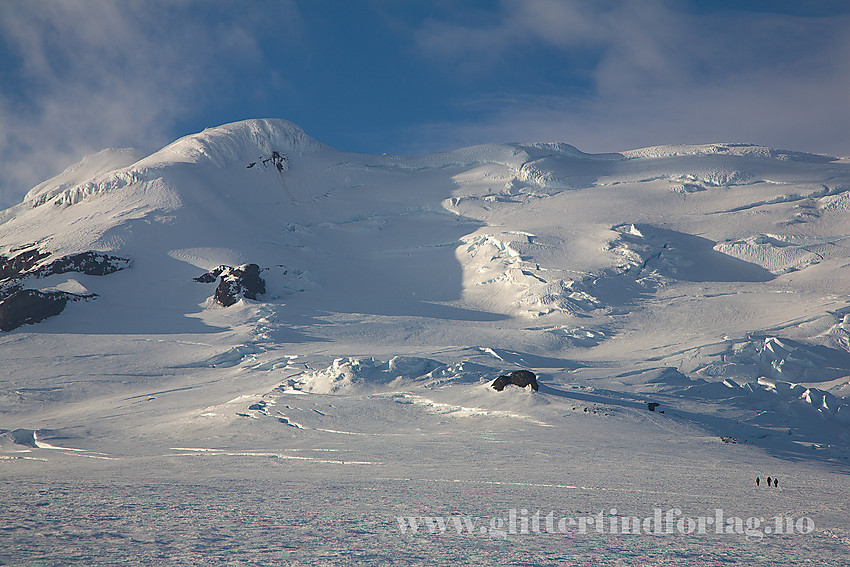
[
  {"x1": 714, "y1": 234, "x2": 841, "y2": 275},
  {"x1": 4, "y1": 117, "x2": 850, "y2": 565},
  {"x1": 388, "y1": 141, "x2": 623, "y2": 169},
  {"x1": 18, "y1": 123, "x2": 839, "y2": 213},
  {"x1": 23, "y1": 147, "x2": 147, "y2": 205},
  {"x1": 21, "y1": 119, "x2": 328, "y2": 208},
  {"x1": 621, "y1": 142, "x2": 837, "y2": 162},
  {"x1": 135, "y1": 118, "x2": 328, "y2": 170}
]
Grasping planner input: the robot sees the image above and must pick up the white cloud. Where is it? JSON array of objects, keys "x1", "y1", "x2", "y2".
[
  {"x1": 0, "y1": 0, "x2": 300, "y2": 207},
  {"x1": 411, "y1": 0, "x2": 850, "y2": 156}
]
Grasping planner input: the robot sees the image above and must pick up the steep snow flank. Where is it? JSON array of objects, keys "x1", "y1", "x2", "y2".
[
  {"x1": 0, "y1": 120, "x2": 353, "y2": 266},
  {"x1": 23, "y1": 147, "x2": 147, "y2": 206},
  {"x1": 19, "y1": 119, "x2": 327, "y2": 209},
  {"x1": 133, "y1": 118, "x2": 328, "y2": 170}
]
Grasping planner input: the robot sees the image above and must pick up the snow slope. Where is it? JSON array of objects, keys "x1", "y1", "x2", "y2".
[{"x1": 1, "y1": 119, "x2": 849, "y2": 565}]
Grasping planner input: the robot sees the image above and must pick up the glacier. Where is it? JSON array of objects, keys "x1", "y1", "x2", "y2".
[{"x1": 1, "y1": 119, "x2": 849, "y2": 565}]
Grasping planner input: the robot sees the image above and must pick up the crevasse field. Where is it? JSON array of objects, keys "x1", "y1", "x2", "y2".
[{"x1": 1, "y1": 119, "x2": 849, "y2": 565}]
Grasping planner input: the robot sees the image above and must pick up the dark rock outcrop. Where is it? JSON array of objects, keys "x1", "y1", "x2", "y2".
[
  {"x1": 0, "y1": 289, "x2": 92, "y2": 332},
  {"x1": 0, "y1": 248, "x2": 131, "y2": 283},
  {"x1": 0, "y1": 283, "x2": 22, "y2": 302},
  {"x1": 492, "y1": 370, "x2": 539, "y2": 392},
  {"x1": 247, "y1": 151, "x2": 287, "y2": 172},
  {"x1": 0, "y1": 248, "x2": 50, "y2": 282},
  {"x1": 195, "y1": 264, "x2": 266, "y2": 307},
  {"x1": 35, "y1": 252, "x2": 131, "y2": 277},
  {"x1": 0, "y1": 248, "x2": 130, "y2": 331},
  {"x1": 193, "y1": 266, "x2": 226, "y2": 284},
  {"x1": 215, "y1": 264, "x2": 265, "y2": 306}
]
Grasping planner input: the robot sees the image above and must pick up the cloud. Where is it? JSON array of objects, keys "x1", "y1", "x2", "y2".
[
  {"x1": 415, "y1": 0, "x2": 599, "y2": 57},
  {"x1": 0, "y1": 0, "x2": 300, "y2": 207},
  {"x1": 410, "y1": 0, "x2": 850, "y2": 155}
]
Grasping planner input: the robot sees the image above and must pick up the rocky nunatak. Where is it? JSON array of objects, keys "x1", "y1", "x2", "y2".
[
  {"x1": 492, "y1": 370, "x2": 539, "y2": 392},
  {"x1": 194, "y1": 264, "x2": 266, "y2": 307},
  {"x1": 0, "y1": 248, "x2": 132, "y2": 331},
  {"x1": 246, "y1": 151, "x2": 288, "y2": 172}
]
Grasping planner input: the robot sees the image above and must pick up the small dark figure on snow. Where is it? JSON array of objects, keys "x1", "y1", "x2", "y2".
[
  {"x1": 774, "y1": 478, "x2": 778, "y2": 488},
  {"x1": 767, "y1": 476, "x2": 772, "y2": 486},
  {"x1": 756, "y1": 477, "x2": 760, "y2": 486}
]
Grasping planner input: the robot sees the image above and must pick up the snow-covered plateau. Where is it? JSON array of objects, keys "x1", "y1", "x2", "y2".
[{"x1": 1, "y1": 119, "x2": 849, "y2": 565}]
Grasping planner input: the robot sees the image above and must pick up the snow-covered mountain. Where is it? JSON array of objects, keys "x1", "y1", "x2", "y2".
[{"x1": 2, "y1": 119, "x2": 849, "y2": 565}]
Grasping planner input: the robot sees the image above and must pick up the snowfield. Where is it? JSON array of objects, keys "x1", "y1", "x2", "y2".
[{"x1": 1, "y1": 119, "x2": 849, "y2": 565}]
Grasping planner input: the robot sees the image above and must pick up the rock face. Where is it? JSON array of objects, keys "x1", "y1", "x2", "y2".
[
  {"x1": 246, "y1": 151, "x2": 288, "y2": 172},
  {"x1": 492, "y1": 370, "x2": 539, "y2": 392},
  {"x1": 0, "y1": 248, "x2": 50, "y2": 282},
  {"x1": 0, "y1": 247, "x2": 131, "y2": 331},
  {"x1": 35, "y1": 251, "x2": 131, "y2": 277},
  {"x1": 0, "y1": 289, "x2": 88, "y2": 331},
  {"x1": 194, "y1": 264, "x2": 266, "y2": 307},
  {"x1": 0, "y1": 249, "x2": 131, "y2": 284}
]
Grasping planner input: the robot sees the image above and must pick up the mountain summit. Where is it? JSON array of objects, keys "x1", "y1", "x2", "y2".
[
  {"x1": 2, "y1": 120, "x2": 850, "y2": 517},
  {"x1": 2, "y1": 119, "x2": 848, "y2": 347},
  {"x1": 3, "y1": 118, "x2": 850, "y2": 562}
]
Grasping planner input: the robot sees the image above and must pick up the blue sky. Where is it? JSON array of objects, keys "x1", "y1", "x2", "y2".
[{"x1": 1, "y1": 0, "x2": 849, "y2": 207}]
